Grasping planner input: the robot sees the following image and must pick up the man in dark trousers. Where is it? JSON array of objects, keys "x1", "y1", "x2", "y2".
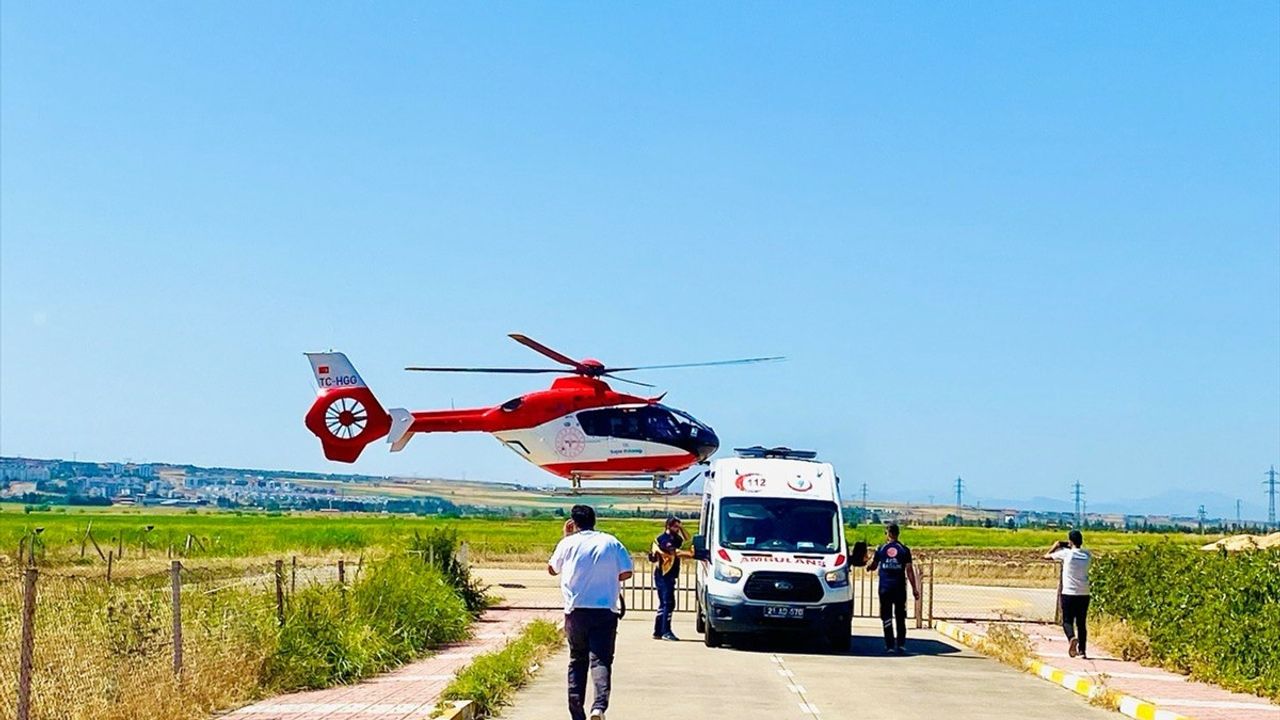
[
  {"x1": 866, "y1": 523, "x2": 920, "y2": 654},
  {"x1": 547, "y1": 505, "x2": 633, "y2": 720},
  {"x1": 1046, "y1": 530, "x2": 1092, "y2": 659},
  {"x1": 649, "y1": 517, "x2": 692, "y2": 641}
]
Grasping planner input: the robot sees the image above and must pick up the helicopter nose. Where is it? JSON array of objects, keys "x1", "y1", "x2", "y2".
[{"x1": 694, "y1": 425, "x2": 719, "y2": 462}]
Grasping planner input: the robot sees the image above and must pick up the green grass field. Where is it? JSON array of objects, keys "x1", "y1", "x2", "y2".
[{"x1": 1, "y1": 503, "x2": 1218, "y2": 565}]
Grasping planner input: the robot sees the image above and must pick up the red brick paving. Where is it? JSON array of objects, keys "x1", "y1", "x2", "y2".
[
  {"x1": 954, "y1": 621, "x2": 1278, "y2": 720},
  {"x1": 224, "y1": 608, "x2": 559, "y2": 720}
]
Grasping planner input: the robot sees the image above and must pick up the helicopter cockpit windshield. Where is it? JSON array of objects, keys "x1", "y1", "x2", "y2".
[{"x1": 577, "y1": 404, "x2": 719, "y2": 461}]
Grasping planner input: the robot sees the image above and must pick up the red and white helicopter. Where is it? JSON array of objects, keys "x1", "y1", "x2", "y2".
[{"x1": 303, "y1": 334, "x2": 781, "y2": 495}]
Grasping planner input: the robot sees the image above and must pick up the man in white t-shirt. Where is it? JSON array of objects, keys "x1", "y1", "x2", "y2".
[
  {"x1": 1046, "y1": 529, "x2": 1092, "y2": 659},
  {"x1": 548, "y1": 505, "x2": 634, "y2": 720}
]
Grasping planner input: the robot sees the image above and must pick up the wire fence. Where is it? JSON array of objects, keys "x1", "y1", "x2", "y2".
[{"x1": 0, "y1": 554, "x2": 362, "y2": 720}]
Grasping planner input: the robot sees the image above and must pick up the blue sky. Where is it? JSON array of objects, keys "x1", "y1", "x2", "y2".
[{"x1": 2, "y1": 3, "x2": 1277, "y2": 517}]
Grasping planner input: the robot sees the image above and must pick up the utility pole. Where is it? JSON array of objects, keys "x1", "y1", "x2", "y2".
[
  {"x1": 1235, "y1": 499, "x2": 1242, "y2": 530},
  {"x1": 1072, "y1": 481, "x2": 1085, "y2": 529},
  {"x1": 1197, "y1": 504, "x2": 1207, "y2": 534},
  {"x1": 1266, "y1": 466, "x2": 1278, "y2": 530}
]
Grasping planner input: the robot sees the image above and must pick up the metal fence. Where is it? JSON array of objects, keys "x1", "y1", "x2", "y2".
[
  {"x1": 0, "y1": 555, "x2": 358, "y2": 720},
  {"x1": 473, "y1": 553, "x2": 1060, "y2": 626}
]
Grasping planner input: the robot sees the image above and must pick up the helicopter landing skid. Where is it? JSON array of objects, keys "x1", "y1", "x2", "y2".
[{"x1": 561, "y1": 471, "x2": 698, "y2": 497}]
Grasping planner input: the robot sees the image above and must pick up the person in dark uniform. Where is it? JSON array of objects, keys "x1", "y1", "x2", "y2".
[
  {"x1": 866, "y1": 523, "x2": 920, "y2": 654},
  {"x1": 649, "y1": 517, "x2": 692, "y2": 641}
]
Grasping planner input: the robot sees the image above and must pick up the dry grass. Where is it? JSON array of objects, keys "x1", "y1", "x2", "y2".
[
  {"x1": 978, "y1": 623, "x2": 1035, "y2": 668},
  {"x1": 0, "y1": 574, "x2": 277, "y2": 720},
  {"x1": 1086, "y1": 681, "x2": 1124, "y2": 711},
  {"x1": 1092, "y1": 615, "x2": 1153, "y2": 663}
]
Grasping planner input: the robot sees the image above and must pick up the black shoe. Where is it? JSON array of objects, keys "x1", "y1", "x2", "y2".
[
  {"x1": 662, "y1": 633, "x2": 681, "y2": 642},
  {"x1": 652, "y1": 635, "x2": 663, "y2": 640},
  {"x1": 895, "y1": 646, "x2": 907, "y2": 655},
  {"x1": 884, "y1": 646, "x2": 895, "y2": 654}
]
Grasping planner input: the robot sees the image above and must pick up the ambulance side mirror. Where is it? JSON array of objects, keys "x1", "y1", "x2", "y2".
[
  {"x1": 692, "y1": 534, "x2": 709, "y2": 562},
  {"x1": 851, "y1": 540, "x2": 869, "y2": 567}
]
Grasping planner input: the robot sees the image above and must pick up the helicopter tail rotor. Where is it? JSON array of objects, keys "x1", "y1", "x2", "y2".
[{"x1": 304, "y1": 352, "x2": 393, "y2": 462}]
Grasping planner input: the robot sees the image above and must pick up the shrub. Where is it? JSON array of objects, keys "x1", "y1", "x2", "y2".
[
  {"x1": 408, "y1": 527, "x2": 490, "y2": 614},
  {"x1": 353, "y1": 555, "x2": 472, "y2": 656},
  {"x1": 267, "y1": 556, "x2": 472, "y2": 691},
  {"x1": 1092, "y1": 545, "x2": 1280, "y2": 700},
  {"x1": 267, "y1": 585, "x2": 391, "y2": 688}
]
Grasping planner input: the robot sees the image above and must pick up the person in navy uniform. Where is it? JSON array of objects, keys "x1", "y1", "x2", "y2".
[
  {"x1": 866, "y1": 523, "x2": 920, "y2": 654},
  {"x1": 649, "y1": 517, "x2": 692, "y2": 641}
]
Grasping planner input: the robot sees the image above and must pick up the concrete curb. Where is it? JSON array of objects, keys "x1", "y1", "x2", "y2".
[
  {"x1": 933, "y1": 620, "x2": 1194, "y2": 720},
  {"x1": 433, "y1": 699, "x2": 475, "y2": 720}
]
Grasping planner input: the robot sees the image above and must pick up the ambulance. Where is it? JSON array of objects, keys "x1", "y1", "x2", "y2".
[{"x1": 693, "y1": 446, "x2": 860, "y2": 649}]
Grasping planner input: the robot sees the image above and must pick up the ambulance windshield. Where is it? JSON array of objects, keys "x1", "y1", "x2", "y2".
[{"x1": 719, "y1": 498, "x2": 840, "y2": 554}]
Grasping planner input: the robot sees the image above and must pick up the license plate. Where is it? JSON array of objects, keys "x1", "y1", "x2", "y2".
[{"x1": 763, "y1": 606, "x2": 804, "y2": 619}]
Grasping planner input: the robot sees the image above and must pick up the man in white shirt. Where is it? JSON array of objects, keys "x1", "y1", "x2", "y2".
[
  {"x1": 548, "y1": 505, "x2": 634, "y2": 720},
  {"x1": 1046, "y1": 530, "x2": 1092, "y2": 659}
]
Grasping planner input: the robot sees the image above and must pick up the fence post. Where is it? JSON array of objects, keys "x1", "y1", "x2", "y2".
[
  {"x1": 914, "y1": 562, "x2": 925, "y2": 629},
  {"x1": 1054, "y1": 571, "x2": 1063, "y2": 626},
  {"x1": 117, "y1": 534, "x2": 124, "y2": 559},
  {"x1": 106, "y1": 551, "x2": 114, "y2": 584},
  {"x1": 291, "y1": 556, "x2": 297, "y2": 595},
  {"x1": 338, "y1": 559, "x2": 345, "y2": 586},
  {"x1": 274, "y1": 560, "x2": 285, "y2": 626},
  {"x1": 17, "y1": 568, "x2": 38, "y2": 720},
  {"x1": 17, "y1": 537, "x2": 25, "y2": 570},
  {"x1": 927, "y1": 555, "x2": 935, "y2": 624},
  {"x1": 88, "y1": 528, "x2": 106, "y2": 562},
  {"x1": 170, "y1": 561, "x2": 183, "y2": 676}
]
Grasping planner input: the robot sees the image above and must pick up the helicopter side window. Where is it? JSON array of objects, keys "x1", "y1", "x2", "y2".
[
  {"x1": 575, "y1": 407, "x2": 683, "y2": 444},
  {"x1": 500, "y1": 397, "x2": 523, "y2": 412}
]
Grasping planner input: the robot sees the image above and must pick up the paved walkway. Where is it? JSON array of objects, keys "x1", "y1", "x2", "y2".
[
  {"x1": 952, "y1": 621, "x2": 1278, "y2": 720},
  {"x1": 502, "y1": 614, "x2": 1116, "y2": 720},
  {"x1": 224, "y1": 608, "x2": 557, "y2": 720}
]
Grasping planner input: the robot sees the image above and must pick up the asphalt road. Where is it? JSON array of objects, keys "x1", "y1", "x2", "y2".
[{"x1": 499, "y1": 615, "x2": 1115, "y2": 720}]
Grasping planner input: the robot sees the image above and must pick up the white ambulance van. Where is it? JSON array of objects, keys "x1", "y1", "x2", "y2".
[{"x1": 693, "y1": 447, "x2": 860, "y2": 649}]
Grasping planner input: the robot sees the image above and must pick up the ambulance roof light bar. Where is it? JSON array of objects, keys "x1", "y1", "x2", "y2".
[{"x1": 733, "y1": 446, "x2": 818, "y2": 461}]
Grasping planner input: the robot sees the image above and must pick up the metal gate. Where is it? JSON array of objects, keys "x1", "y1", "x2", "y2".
[
  {"x1": 473, "y1": 555, "x2": 698, "y2": 613},
  {"x1": 476, "y1": 553, "x2": 1056, "y2": 624}
]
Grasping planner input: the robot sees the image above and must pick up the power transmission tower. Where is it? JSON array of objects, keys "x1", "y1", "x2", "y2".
[
  {"x1": 860, "y1": 482, "x2": 868, "y2": 518},
  {"x1": 1197, "y1": 504, "x2": 1207, "y2": 534},
  {"x1": 1072, "y1": 481, "x2": 1085, "y2": 528},
  {"x1": 1236, "y1": 499, "x2": 1242, "y2": 530},
  {"x1": 954, "y1": 477, "x2": 964, "y2": 520},
  {"x1": 1266, "y1": 466, "x2": 1278, "y2": 530}
]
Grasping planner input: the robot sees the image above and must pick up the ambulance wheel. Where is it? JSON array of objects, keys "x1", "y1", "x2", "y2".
[
  {"x1": 704, "y1": 621, "x2": 723, "y2": 648},
  {"x1": 696, "y1": 609, "x2": 706, "y2": 634}
]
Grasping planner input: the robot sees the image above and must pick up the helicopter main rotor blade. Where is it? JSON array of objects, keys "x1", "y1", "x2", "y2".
[
  {"x1": 602, "y1": 373, "x2": 656, "y2": 388},
  {"x1": 508, "y1": 333, "x2": 585, "y2": 370},
  {"x1": 404, "y1": 366, "x2": 572, "y2": 374},
  {"x1": 604, "y1": 356, "x2": 785, "y2": 373}
]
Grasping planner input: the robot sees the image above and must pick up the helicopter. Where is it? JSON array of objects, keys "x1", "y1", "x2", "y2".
[{"x1": 303, "y1": 334, "x2": 781, "y2": 495}]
